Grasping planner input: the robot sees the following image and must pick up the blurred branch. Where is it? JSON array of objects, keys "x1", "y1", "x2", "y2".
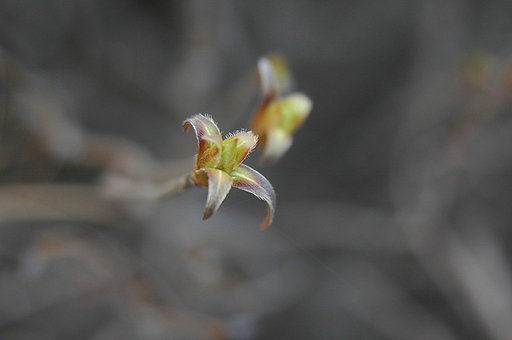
[
  {"x1": 0, "y1": 183, "x2": 131, "y2": 227},
  {"x1": 391, "y1": 6, "x2": 512, "y2": 337},
  {"x1": 101, "y1": 172, "x2": 194, "y2": 201},
  {"x1": 0, "y1": 47, "x2": 197, "y2": 218}
]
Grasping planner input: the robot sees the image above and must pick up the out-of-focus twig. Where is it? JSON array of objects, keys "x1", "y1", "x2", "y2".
[
  {"x1": 0, "y1": 47, "x2": 198, "y2": 225},
  {"x1": 390, "y1": 4, "x2": 512, "y2": 338},
  {"x1": 101, "y1": 172, "x2": 194, "y2": 201},
  {"x1": 0, "y1": 183, "x2": 131, "y2": 227}
]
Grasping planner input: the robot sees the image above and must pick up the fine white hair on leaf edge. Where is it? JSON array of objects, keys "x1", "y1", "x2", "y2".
[
  {"x1": 224, "y1": 130, "x2": 259, "y2": 143},
  {"x1": 224, "y1": 128, "x2": 253, "y2": 139}
]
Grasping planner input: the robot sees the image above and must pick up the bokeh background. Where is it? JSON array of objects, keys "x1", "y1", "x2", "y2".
[{"x1": 1, "y1": 0, "x2": 512, "y2": 339}]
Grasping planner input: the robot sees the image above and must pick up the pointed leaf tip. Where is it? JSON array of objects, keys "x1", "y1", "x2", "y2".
[
  {"x1": 231, "y1": 164, "x2": 276, "y2": 229},
  {"x1": 200, "y1": 168, "x2": 233, "y2": 221}
]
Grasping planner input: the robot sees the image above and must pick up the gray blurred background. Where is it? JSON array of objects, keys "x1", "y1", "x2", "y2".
[{"x1": 1, "y1": 0, "x2": 512, "y2": 339}]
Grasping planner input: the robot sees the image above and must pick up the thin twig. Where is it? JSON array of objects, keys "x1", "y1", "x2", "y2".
[{"x1": 101, "y1": 172, "x2": 195, "y2": 201}]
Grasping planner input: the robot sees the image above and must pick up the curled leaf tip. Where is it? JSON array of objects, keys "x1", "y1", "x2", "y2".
[
  {"x1": 183, "y1": 114, "x2": 220, "y2": 136},
  {"x1": 184, "y1": 114, "x2": 223, "y2": 171},
  {"x1": 231, "y1": 164, "x2": 276, "y2": 229}
]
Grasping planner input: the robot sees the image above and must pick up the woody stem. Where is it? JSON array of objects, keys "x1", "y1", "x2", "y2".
[
  {"x1": 160, "y1": 173, "x2": 195, "y2": 198},
  {"x1": 102, "y1": 172, "x2": 195, "y2": 201}
]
